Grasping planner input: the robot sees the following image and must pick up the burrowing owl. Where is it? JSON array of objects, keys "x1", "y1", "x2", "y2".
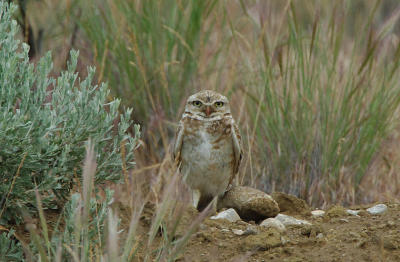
[{"x1": 173, "y1": 90, "x2": 242, "y2": 210}]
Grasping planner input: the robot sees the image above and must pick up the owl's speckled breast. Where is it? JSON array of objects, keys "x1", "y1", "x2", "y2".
[{"x1": 180, "y1": 117, "x2": 234, "y2": 197}]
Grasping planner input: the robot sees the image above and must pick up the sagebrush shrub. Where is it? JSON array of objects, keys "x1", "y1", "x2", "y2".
[
  {"x1": 0, "y1": 2, "x2": 140, "y2": 224},
  {"x1": 0, "y1": 230, "x2": 24, "y2": 261}
]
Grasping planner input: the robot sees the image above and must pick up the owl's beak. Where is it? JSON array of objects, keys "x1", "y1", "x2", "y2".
[{"x1": 204, "y1": 106, "x2": 213, "y2": 116}]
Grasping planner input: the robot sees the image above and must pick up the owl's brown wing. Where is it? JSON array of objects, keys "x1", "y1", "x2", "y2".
[
  {"x1": 173, "y1": 121, "x2": 184, "y2": 166},
  {"x1": 229, "y1": 122, "x2": 242, "y2": 186}
]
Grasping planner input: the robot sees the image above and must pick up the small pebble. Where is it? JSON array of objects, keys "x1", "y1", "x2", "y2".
[
  {"x1": 311, "y1": 210, "x2": 325, "y2": 217},
  {"x1": 199, "y1": 224, "x2": 207, "y2": 230},
  {"x1": 346, "y1": 209, "x2": 360, "y2": 216},
  {"x1": 232, "y1": 229, "x2": 244, "y2": 235},
  {"x1": 281, "y1": 236, "x2": 289, "y2": 245},
  {"x1": 357, "y1": 240, "x2": 367, "y2": 248},
  {"x1": 387, "y1": 220, "x2": 396, "y2": 228},
  {"x1": 236, "y1": 220, "x2": 249, "y2": 226},
  {"x1": 210, "y1": 208, "x2": 241, "y2": 222},
  {"x1": 384, "y1": 237, "x2": 399, "y2": 250},
  {"x1": 274, "y1": 214, "x2": 312, "y2": 226},
  {"x1": 366, "y1": 204, "x2": 388, "y2": 215},
  {"x1": 260, "y1": 218, "x2": 286, "y2": 232},
  {"x1": 349, "y1": 232, "x2": 360, "y2": 238},
  {"x1": 243, "y1": 225, "x2": 259, "y2": 235}
]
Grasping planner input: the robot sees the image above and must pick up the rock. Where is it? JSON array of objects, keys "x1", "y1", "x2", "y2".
[
  {"x1": 386, "y1": 220, "x2": 396, "y2": 228},
  {"x1": 311, "y1": 210, "x2": 325, "y2": 217},
  {"x1": 232, "y1": 229, "x2": 245, "y2": 235},
  {"x1": 346, "y1": 209, "x2": 360, "y2": 216},
  {"x1": 210, "y1": 208, "x2": 241, "y2": 223},
  {"x1": 232, "y1": 226, "x2": 258, "y2": 236},
  {"x1": 219, "y1": 186, "x2": 280, "y2": 221},
  {"x1": 325, "y1": 205, "x2": 348, "y2": 218},
  {"x1": 242, "y1": 227, "x2": 282, "y2": 251},
  {"x1": 271, "y1": 192, "x2": 311, "y2": 216},
  {"x1": 383, "y1": 236, "x2": 399, "y2": 250},
  {"x1": 243, "y1": 225, "x2": 259, "y2": 235},
  {"x1": 357, "y1": 240, "x2": 367, "y2": 248},
  {"x1": 236, "y1": 220, "x2": 249, "y2": 226},
  {"x1": 348, "y1": 231, "x2": 361, "y2": 239},
  {"x1": 366, "y1": 204, "x2": 388, "y2": 215},
  {"x1": 281, "y1": 236, "x2": 290, "y2": 245},
  {"x1": 274, "y1": 214, "x2": 311, "y2": 226},
  {"x1": 260, "y1": 218, "x2": 286, "y2": 232}
]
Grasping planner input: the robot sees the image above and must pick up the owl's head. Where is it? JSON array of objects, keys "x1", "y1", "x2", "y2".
[{"x1": 185, "y1": 90, "x2": 231, "y2": 119}]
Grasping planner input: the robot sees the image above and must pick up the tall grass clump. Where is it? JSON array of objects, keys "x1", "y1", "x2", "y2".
[
  {"x1": 79, "y1": 0, "x2": 222, "y2": 126},
  {"x1": 26, "y1": 142, "x2": 206, "y2": 261},
  {"x1": 0, "y1": 2, "x2": 139, "y2": 224},
  {"x1": 240, "y1": 1, "x2": 400, "y2": 206}
]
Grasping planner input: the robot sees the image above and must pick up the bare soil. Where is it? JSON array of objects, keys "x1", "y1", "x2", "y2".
[
  {"x1": 8, "y1": 197, "x2": 400, "y2": 262},
  {"x1": 143, "y1": 202, "x2": 400, "y2": 262}
]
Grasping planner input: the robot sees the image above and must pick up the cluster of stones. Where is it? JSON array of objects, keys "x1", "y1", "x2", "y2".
[
  {"x1": 311, "y1": 203, "x2": 388, "y2": 217},
  {"x1": 208, "y1": 186, "x2": 389, "y2": 249}
]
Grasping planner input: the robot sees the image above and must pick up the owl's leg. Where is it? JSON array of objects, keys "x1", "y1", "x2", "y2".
[
  {"x1": 197, "y1": 194, "x2": 216, "y2": 214},
  {"x1": 210, "y1": 197, "x2": 218, "y2": 214},
  {"x1": 191, "y1": 189, "x2": 201, "y2": 209}
]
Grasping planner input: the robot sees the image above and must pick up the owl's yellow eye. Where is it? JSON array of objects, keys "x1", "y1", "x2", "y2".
[
  {"x1": 214, "y1": 101, "x2": 224, "y2": 107},
  {"x1": 192, "y1": 100, "x2": 202, "y2": 107}
]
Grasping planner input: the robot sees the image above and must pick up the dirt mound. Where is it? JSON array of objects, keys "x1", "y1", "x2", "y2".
[
  {"x1": 325, "y1": 205, "x2": 348, "y2": 218},
  {"x1": 271, "y1": 192, "x2": 311, "y2": 216},
  {"x1": 128, "y1": 192, "x2": 400, "y2": 261}
]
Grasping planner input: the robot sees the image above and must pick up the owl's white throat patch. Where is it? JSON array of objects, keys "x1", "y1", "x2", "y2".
[{"x1": 197, "y1": 129, "x2": 213, "y2": 157}]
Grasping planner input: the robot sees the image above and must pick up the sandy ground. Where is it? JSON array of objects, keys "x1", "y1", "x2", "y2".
[
  {"x1": 8, "y1": 194, "x2": 400, "y2": 262},
  {"x1": 184, "y1": 204, "x2": 400, "y2": 262},
  {"x1": 134, "y1": 201, "x2": 400, "y2": 262}
]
